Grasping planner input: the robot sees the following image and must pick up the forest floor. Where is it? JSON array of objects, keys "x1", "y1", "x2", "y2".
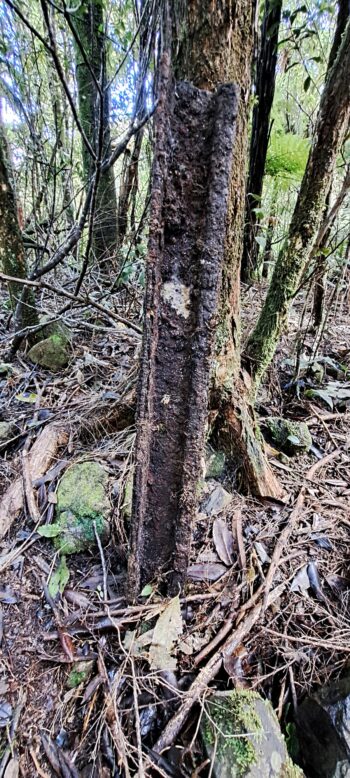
[{"x1": 1, "y1": 277, "x2": 350, "y2": 777}]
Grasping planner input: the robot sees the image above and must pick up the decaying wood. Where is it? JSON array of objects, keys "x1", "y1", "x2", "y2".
[
  {"x1": 0, "y1": 424, "x2": 68, "y2": 540},
  {"x1": 128, "y1": 55, "x2": 238, "y2": 595}
]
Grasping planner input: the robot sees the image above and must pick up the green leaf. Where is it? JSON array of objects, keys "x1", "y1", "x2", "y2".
[
  {"x1": 16, "y1": 392, "x2": 38, "y2": 403},
  {"x1": 303, "y1": 75, "x2": 311, "y2": 92},
  {"x1": 255, "y1": 236, "x2": 265, "y2": 248},
  {"x1": 140, "y1": 583, "x2": 153, "y2": 597},
  {"x1": 49, "y1": 556, "x2": 70, "y2": 598},
  {"x1": 37, "y1": 524, "x2": 62, "y2": 538},
  {"x1": 287, "y1": 435, "x2": 301, "y2": 446}
]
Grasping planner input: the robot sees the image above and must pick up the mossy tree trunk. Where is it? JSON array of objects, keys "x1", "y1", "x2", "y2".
[
  {"x1": 312, "y1": 0, "x2": 350, "y2": 328},
  {"x1": 176, "y1": 0, "x2": 282, "y2": 499},
  {"x1": 0, "y1": 126, "x2": 39, "y2": 334},
  {"x1": 241, "y1": 0, "x2": 282, "y2": 282},
  {"x1": 73, "y1": 0, "x2": 118, "y2": 264},
  {"x1": 244, "y1": 18, "x2": 350, "y2": 390}
]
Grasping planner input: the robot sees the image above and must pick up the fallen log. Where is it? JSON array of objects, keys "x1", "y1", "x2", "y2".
[{"x1": 0, "y1": 423, "x2": 68, "y2": 540}]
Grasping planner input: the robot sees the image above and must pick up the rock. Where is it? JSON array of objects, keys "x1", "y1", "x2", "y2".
[
  {"x1": 40, "y1": 319, "x2": 72, "y2": 343},
  {"x1": 202, "y1": 483, "x2": 232, "y2": 515},
  {"x1": 201, "y1": 690, "x2": 303, "y2": 778},
  {"x1": 205, "y1": 447, "x2": 226, "y2": 480},
  {"x1": 0, "y1": 421, "x2": 18, "y2": 444},
  {"x1": 262, "y1": 417, "x2": 312, "y2": 456},
  {"x1": 54, "y1": 462, "x2": 110, "y2": 554},
  {"x1": 28, "y1": 334, "x2": 70, "y2": 372},
  {"x1": 297, "y1": 675, "x2": 350, "y2": 777}
]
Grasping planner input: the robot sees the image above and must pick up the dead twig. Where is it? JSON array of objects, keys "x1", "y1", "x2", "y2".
[
  {"x1": 306, "y1": 448, "x2": 340, "y2": 480},
  {"x1": 153, "y1": 583, "x2": 285, "y2": 754}
]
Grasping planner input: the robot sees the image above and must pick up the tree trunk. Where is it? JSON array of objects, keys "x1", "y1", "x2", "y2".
[
  {"x1": 244, "y1": 18, "x2": 350, "y2": 390},
  {"x1": 241, "y1": 0, "x2": 282, "y2": 282},
  {"x1": 73, "y1": 0, "x2": 117, "y2": 264},
  {"x1": 128, "y1": 58, "x2": 238, "y2": 596},
  {"x1": 0, "y1": 126, "x2": 39, "y2": 334},
  {"x1": 176, "y1": 0, "x2": 282, "y2": 499},
  {"x1": 262, "y1": 178, "x2": 278, "y2": 278},
  {"x1": 312, "y1": 0, "x2": 350, "y2": 328}
]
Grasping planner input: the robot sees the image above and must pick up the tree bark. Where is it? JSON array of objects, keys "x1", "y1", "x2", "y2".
[
  {"x1": 73, "y1": 0, "x2": 118, "y2": 264},
  {"x1": 244, "y1": 18, "x2": 350, "y2": 390},
  {"x1": 241, "y1": 0, "x2": 283, "y2": 282},
  {"x1": 0, "y1": 126, "x2": 39, "y2": 334},
  {"x1": 175, "y1": 0, "x2": 282, "y2": 499},
  {"x1": 128, "y1": 59, "x2": 238, "y2": 596},
  {"x1": 312, "y1": 0, "x2": 350, "y2": 327}
]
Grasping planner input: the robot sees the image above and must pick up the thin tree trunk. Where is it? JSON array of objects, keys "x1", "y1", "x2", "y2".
[
  {"x1": 244, "y1": 18, "x2": 350, "y2": 390},
  {"x1": 0, "y1": 126, "x2": 39, "y2": 334},
  {"x1": 128, "y1": 60, "x2": 238, "y2": 596},
  {"x1": 312, "y1": 0, "x2": 350, "y2": 327},
  {"x1": 73, "y1": 0, "x2": 117, "y2": 264},
  {"x1": 241, "y1": 0, "x2": 282, "y2": 282},
  {"x1": 262, "y1": 178, "x2": 278, "y2": 278}
]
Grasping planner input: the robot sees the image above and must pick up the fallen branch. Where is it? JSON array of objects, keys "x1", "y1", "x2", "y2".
[
  {"x1": 153, "y1": 583, "x2": 285, "y2": 754},
  {"x1": 0, "y1": 424, "x2": 68, "y2": 540},
  {"x1": 0, "y1": 272, "x2": 142, "y2": 335}
]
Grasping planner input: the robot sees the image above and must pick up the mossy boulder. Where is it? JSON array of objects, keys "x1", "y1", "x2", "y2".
[
  {"x1": 28, "y1": 333, "x2": 70, "y2": 372},
  {"x1": 262, "y1": 417, "x2": 312, "y2": 456},
  {"x1": 201, "y1": 690, "x2": 303, "y2": 777},
  {"x1": 40, "y1": 319, "x2": 72, "y2": 343},
  {"x1": 54, "y1": 462, "x2": 110, "y2": 554}
]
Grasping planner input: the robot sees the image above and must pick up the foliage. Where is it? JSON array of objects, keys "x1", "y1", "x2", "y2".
[{"x1": 266, "y1": 131, "x2": 309, "y2": 180}]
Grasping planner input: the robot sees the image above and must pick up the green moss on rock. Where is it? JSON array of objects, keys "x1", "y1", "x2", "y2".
[
  {"x1": 55, "y1": 462, "x2": 110, "y2": 554},
  {"x1": 201, "y1": 690, "x2": 304, "y2": 777},
  {"x1": 263, "y1": 417, "x2": 312, "y2": 455},
  {"x1": 28, "y1": 333, "x2": 70, "y2": 372}
]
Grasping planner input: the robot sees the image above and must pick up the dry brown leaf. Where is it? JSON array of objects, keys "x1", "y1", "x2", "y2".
[
  {"x1": 149, "y1": 596, "x2": 182, "y2": 671},
  {"x1": 213, "y1": 517, "x2": 234, "y2": 566},
  {"x1": 187, "y1": 563, "x2": 227, "y2": 582}
]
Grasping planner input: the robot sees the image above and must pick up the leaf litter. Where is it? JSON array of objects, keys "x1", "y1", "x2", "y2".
[{"x1": 1, "y1": 275, "x2": 350, "y2": 775}]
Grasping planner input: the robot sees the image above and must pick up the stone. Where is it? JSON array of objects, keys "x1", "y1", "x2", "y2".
[
  {"x1": 54, "y1": 462, "x2": 110, "y2": 554},
  {"x1": 202, "y1": 483, "x2": 232, "y2": 515},
  {"x1": 0, "y1": 421, "x2": 18, "y2": 444},
  {"x1": 297, "y1": 676, "x2": 350, "y2": 777},
  {"x1": 262, "y1": 417, "x2": 312, "y2": 456},
  {"x1": 40, "y1": 319, "x2": 72, "y2": 343},
  {"x1": 201, "y1": 690, "x2": 303, "y2": 778},
  {"x1": 28, "y1": 334, "x2": 70, "y2": 372}
]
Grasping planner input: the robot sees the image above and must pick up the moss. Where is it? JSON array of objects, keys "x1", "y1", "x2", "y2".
[
  {"x1": 55, "y1": 462, "x2": 110, "y2": 553},
  {"x1": 27, "y1": 334, "x2": 70, "y2": 371},
  {"x1": 263, "y1": 417, "x2": 312, "y2": 455},
  {"x1": 205, "y1": 447, "x2": 226, "y2": 479},
  {"x1": 54, "y1": 511, "x2": 109, "y2": 554},
  {"x1": 66, "y1": 660, "x2": 94, "y2": 689},
  {"x1": 203, "y1": 691, "x2": 263, "y2": 776}
]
